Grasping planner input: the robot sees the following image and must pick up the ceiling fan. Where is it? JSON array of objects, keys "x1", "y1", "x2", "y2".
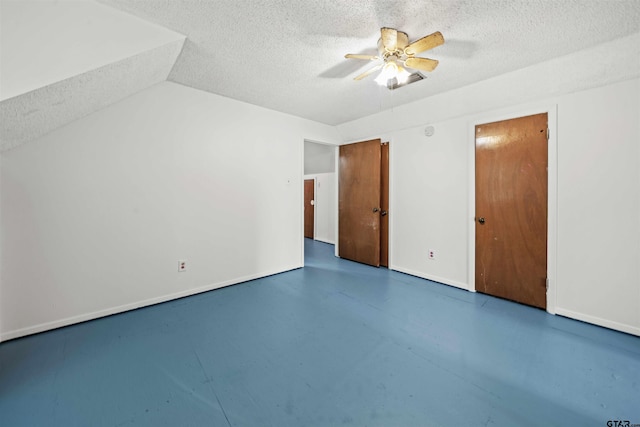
[{"x1": 344, "y1": 27, "x2": 444, "y2": 88}]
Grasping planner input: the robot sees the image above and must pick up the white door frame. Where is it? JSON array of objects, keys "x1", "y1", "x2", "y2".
[{"x1": 467, "y1": 104, "x2": 558, "y2": 314}]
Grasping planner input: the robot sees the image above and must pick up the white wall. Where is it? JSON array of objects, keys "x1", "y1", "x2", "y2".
[
  {"x1": 339, "y1": 69, "x2": 640, "y2": 335},
  {"x1": 555, "y1": 81, "x2": 640, "y2": 333},
  {"x1": 304, "y1": 141, "x2": 335, "y2": 175},
  {"x1": 2, "y1": 30, "x2": 638, "y2": 340},
  {"x1": 0, "y1": 0, "x2": 185, "y2": 100},
  {"x1": 0, "y1": 81, "x2": 340, "y2": 341},
  {"x1": 389, "y1": 119, "x2": 470, "y2": 288},
  {"x1": 303, "y1": 173, "x2": 336, "y2": 245}
]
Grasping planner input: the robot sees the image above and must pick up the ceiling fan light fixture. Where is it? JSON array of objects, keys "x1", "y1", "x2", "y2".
[
  {"x1": 395, "y1": 66, "x2": 411, "y2": 85},
  {"x1": 345, "y1": 27, "x2": 444, "y2": 87},
  {"x1": 374, "y1": 61, "x2": 400, "y2": 86},
  {"x1": 374, "y1": 62, "x2": 396, "y2": 85},
  {"x1": 374, "y1": 61, "x2": 411, "y2": 87}
]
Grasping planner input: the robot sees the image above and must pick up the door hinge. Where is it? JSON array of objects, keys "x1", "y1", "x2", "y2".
[
  {"x1": 546, "y1": 128, "x2": 550, "y2": 140},
  {"x1": 546, "y1": 277, "x2": 549, "y2": 290}
]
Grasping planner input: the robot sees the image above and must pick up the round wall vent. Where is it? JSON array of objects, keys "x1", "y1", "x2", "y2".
[{"x1": 424, "y1": 125, "x2": 435, "y2": 137}]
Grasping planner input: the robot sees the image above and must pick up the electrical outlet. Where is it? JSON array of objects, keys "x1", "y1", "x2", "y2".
[
  {"x1": 428, "y1": 249, "x2": 436, "y2": 260},
  {"x1": 178, "y1": 260, "x2": 187, "y2": 272}
]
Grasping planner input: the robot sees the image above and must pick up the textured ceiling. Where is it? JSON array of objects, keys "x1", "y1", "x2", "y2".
[
  {"x1": 2, "y1": 0, "x2": 640, "y2": 151},
  {"x1": 0, "y1": 41, "x2": 183, "y2": 151},
  {"x1": 0, "y1": 0, "x2": 185, "y2": 151},
  {"x1": 0, "y1": 0, "x2": 184, "y2": 101},
  {"x1": 98, "y1": 0, "x2": 640, "y2": 125}
]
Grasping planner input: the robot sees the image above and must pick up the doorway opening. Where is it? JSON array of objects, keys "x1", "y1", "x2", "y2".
[{"x1": 303, "y1": 140, "x2": 337, "y2": 264}]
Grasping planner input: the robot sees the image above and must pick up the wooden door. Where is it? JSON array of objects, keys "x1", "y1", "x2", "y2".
[
  {"x1": 304, "y1": 179, "x2": 314, "y2": 239},
  {"x1": 339, "y1": 139, "x2": 381, "y2": 266},
  {"x1": 475, "y1": 113, "x2": 548, "y2": 309},
  {"x1": 380, "y1": 142, "x2": 390, "y2": 267}
]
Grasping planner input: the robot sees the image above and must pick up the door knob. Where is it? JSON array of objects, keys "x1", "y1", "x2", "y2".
[
  {"x1": 478, "y1": 217, "x2": 485, "y2": 224},
  {"x1": 381, "y1": 210, "x2": 387, "y2": 216},
  {"x1": 373, "y1": 207, "x2": 379, "y2": 213}
]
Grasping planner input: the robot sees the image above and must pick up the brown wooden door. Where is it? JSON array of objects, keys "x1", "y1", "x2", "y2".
[
  {"x1": 304, "y1": 179, "x2": 314, "y2": 239},
  {"x1": 475, "y1": 113, "x2": 548, "y2": 309},
  {"x1": 380, "y1": 142, "x2": 390, "y2": 267},
  {"x1": 339, "y1": 139, "x2": 381, "y2": 266}
]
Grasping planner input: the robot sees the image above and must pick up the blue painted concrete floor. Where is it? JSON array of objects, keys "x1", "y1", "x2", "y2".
[{"x1": 1, "y1": 240, "x2": 639, "y2": 426}]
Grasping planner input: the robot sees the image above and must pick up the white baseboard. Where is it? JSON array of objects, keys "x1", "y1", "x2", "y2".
[
  {"x1": 389, "y1": 265, "x2": 469, "y2": 291},
  {"x1": 0, "y1": 264, "x2": 302, "y2": 343},
  {"x1": 314, "y1": 237, "x2": 335, "y2": 245},
  {"x1": 555, "y1": 307, "x2": 640, "y2": 337}
]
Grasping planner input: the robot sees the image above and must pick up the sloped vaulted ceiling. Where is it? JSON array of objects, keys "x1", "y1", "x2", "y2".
[
  {"x1": 0, "y1": 0, "x2": 185, "y2": 151},
  {"x1": 1, "y1": 0, "x2": 640, "y2": 151}
]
